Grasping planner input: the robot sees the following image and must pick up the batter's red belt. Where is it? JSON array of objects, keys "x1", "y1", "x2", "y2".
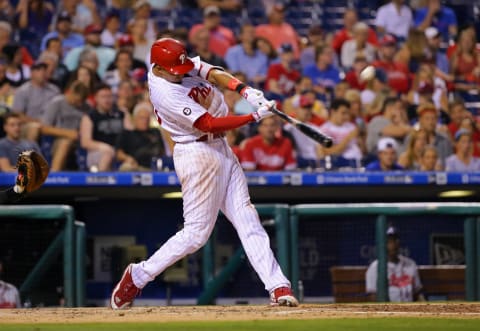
[{"x1": 196, "y1": 133, "x2": 225, "y2": 142}]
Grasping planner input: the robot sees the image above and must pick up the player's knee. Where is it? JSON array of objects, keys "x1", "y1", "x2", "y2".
[{"x1": 183, "y1": 226, "x2": 211, "y2": 251}]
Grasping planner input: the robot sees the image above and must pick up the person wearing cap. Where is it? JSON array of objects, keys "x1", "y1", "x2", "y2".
[
  {"x1": 188, "y1": 5, "x2": 235, "y2": 58},
  {"x1": 445, "y1": 129, "x2": 480, "y2": 172},
  {"x1": 407, "y1": 102, "x2": 452, "y2": 166},
  {"x1": 63, "y1": 23, "x2": 116, "y2": 78},
  {"x1": 100, "y1": 11, "x2": 122, "y2": 48},
  {"x1": 374, "y1": 0, "x2": 413, "y2": 40},
  {"x1": 40, "y1": 12, "x2": 84, "y2": 58},
  {"x1": 190, "y1": 27, "x2": 227, "y2": 68},
  {"x1": 56, "y1": 0, "x2": 101, "y2": 35},
  {"x1": 366, "y1": 226, "x2": 424, "y2": 302},
  {"x1": 424, "y1": 27, "x2": 449, "y2": 76},
  {"x1": 255, "y1": 2, "x2": 300, "y2": 59},
  {"x1": 340, "y1": 22, "x2": 376, "y2": 70},
  {"x1": 372, "y1": 34, "x2": 410, "y2": 94},
  {"x1": 414, "y1": 0, "x2": 457, "y2": 42},
  {"x1": 225, "y1": 22, "x2": 268, "y2": 86},
  {"x1": 331, "y1": 9, "x2": 378, "y2": 56},
  {"x1": 264, "y1": 43, "x2": 300, "y2": 97},
  {"x1": 365, "y1": 137, "x2": 403, "y2": 171}
]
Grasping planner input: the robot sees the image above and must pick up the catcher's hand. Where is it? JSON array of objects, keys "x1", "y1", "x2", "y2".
[{"x1": 14, "y1": 150, "x2": 49, "y2": 194}]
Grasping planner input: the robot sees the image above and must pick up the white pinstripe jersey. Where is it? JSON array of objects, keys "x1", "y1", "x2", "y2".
[{"x1": 148, "y1": 56, "x2": 229, "y2": 143}]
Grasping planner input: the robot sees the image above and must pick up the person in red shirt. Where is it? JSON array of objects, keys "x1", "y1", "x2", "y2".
[
  {"x1": 265, "y1": 43, "x2": 300, "y2": 97},
  {"x1": 344, "y1": 54, "x2": 369, "y2": 90},
  {"x1": 372, "y1": 34, "x2": 410, "y2": 94},
  {"x1": 331, "y1": 8, "x2": 378, "y2": 56},
  {"x1": 241, "y1": 116, "x2": 296, "y2": 171}
]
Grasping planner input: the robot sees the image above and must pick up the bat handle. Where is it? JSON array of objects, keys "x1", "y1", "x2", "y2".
[{"x1": 322, "y1": 137, "x2": 333, "y2": 148}]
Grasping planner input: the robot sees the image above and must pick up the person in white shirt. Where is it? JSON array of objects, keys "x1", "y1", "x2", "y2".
[
  {"x1": 445, "y1": 129, "x2": 480, "y2": 172},
  {"x1": 375, "y1": 0, "x2": 413, "y2": 40},
  {"x1": 341, "y1": 22, "x2": 376, "y2": 69},
  {"x1": 366, "y1": 226, "x2": 424, "y2": 302}
]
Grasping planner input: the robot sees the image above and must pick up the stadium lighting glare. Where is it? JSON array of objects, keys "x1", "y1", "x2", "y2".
[
  {"x1": 162, "y1": 191, "x2": 183, "y2": 199},
  {"x1": 438, "y1": 190, "x2": 476, "y2": 198}
]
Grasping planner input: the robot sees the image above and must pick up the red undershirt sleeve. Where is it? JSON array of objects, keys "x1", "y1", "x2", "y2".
[{"x1": 193, "y1": 113, "x2": 255, "y2": 133}]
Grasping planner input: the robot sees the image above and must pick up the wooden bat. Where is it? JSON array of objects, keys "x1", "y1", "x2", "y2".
[{"x1": 270, "y1": 107, "x2": 333, "y2": 148}]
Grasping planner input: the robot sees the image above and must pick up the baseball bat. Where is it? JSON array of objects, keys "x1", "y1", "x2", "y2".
[{"x1": 270, "y1": 107, "x2": 333, "y2": 148}]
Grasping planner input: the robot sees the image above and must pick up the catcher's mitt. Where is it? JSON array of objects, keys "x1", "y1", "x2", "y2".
[{"x1": 15, "y1": 150, "x2": 49, "y2": 193}]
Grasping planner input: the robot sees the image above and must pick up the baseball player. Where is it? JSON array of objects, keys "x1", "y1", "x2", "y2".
[{"x1": 111, "y1": 38, "x2": 298, "y2": 309}]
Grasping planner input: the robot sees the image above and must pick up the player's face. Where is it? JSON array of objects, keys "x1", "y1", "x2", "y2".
[
  {"x1": 4, "y1": 117, "x2": 21, "y2": 140},
  {"x1": 387, "y1": 237, "x2": 400, "y2": 258}
]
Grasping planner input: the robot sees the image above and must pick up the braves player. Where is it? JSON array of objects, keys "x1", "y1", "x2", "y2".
[{"x1": 110, "y1": 38, "x2": 298, "y2": 309}]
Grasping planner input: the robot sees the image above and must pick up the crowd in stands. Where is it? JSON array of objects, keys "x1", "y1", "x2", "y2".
[{"x1": 0, "y1": 0, "x2": 479, "y2": 172}]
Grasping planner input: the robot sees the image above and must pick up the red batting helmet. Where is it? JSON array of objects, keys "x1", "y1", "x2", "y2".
[{"x1": 150, "y1": 38, "x2": 194, "y2": 75}]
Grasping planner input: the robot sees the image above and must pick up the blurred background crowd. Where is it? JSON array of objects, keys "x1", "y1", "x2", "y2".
[{"x1": 0, "y1": 0, "x2": 479, "y2": 173}]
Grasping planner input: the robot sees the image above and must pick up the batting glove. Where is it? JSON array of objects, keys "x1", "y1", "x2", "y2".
[
  {"x1": 242, "y1": 87, "x2": 269, "y2": 108},
  {"x1": 252, "y1": 100, "x2": 275, "y2": 122}
]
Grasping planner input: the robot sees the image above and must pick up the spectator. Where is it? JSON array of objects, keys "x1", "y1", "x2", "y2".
[
  {"x1": 366, "y1": 226, "x2": 423, "y2": 302},
  {"x1": 340, "y1": 22, "x2": 376, "y2": 69},
  {"x1": 224, "y1": 23, "x2": 268, "y2": 86},
  {"x1": 397, "y1": 129, "x2": 428, "y2": 170},
  {"x1": 374, "y1": 0, "x2": 413, "y2": 41},
  {"x1": 265, "y1": 43, "x2": 300, "y2": 98},
  {"x1": 190, "y1": 27, "x2": 227, "y2": 68},
  {"x1": 40, "y1": 80, "x2": 89, "y2": 171},
  {"x1": 44, "y1": 37, "x2": 63, "y2": 60},
  {"x1": 3, "y1": 43, "x2": 30, "y2": 87},
  {"x1": 0, "y1": 21, "x2": 33, "y2": 67},
  {"x1": 366, "y1": 97, "x2": 411, "y2": 154},
  {"x1": 37, "y1": 50, "x2": 70, "y2": 91},
  {"x1": 12, "y1": 61, "x2": 61, "y2": 141},
  {"x1": 282, "y1": 77, "x2": 328, "y2": 122},
  {"x1": 114, "y1": 80, "x2": 135, "y2": 130},
  {"x1": 0, "y1": 113, "x2": 41, "y2": 172},
  {"x1": 372, "y1": 34, "x2": 410, "y2": 94},
  {"x1": 458, "y1": 116, "x2": 480, "y2": 157},
  {"x1": 128, "y1": 0, "x2": 157, "y2": 42},
  {"x1": 450, "y1": 26, "x2": 480, "y2": 91},
  {"x1": 79, "y1": 84, "x2": 124, "y2": 171},
  {"x1": 0, "y1": 0, "x2": 14, "y2": 24},
  {"x1": 67, "y1": 65, "x2": 100, "y2": 107},
  {"x1": 116, "y1": 102, "x2": 166, "y2": 171},
  {"x1": 409, "y1": 103, "x2": 452, "y2": 166},
  {"x1": 445, "y1": 129, "x2": 480, "y2": 172},
  {"x1": 55, "y1": 0, "x2": 101, "y2": 34},
  {"x1": 344, "y1": 54, "x2": 369, "y2": 91},
  {"x1": 64, "y1": 24, "x2": 116, "y2": 79},
  {"x1": 406, "y1": 65, "x2": 448, "y2": 115},
  {"x1": 254, "y1": 36, "x2": 278, "y2": 67},
  {"x1": 414, "y1": 0, "x2": 457, "y2": 42},
  {"x1": 447, "y1": 99, "x2": 468, "y2": 139},
  {"x1": 419, "y1": 144, "x2": 440, "y2": 171},
  {"x1": 395, "y1": 28, "x2": 432, "y2": 74},
  {"x1": 302, "y1": 45, "x2": 341, "y2": 94},
  {"x1": 331, "y1": 8, "x2": 378, "y2": 56},
  {"x1": 101, "y1": 11, "x2": 122, "y2": 48},
  {"x1": 360, "y1": 68, "x2": 389, "y2": 114},
  {"x1": 188, "y1": 5, "x2": 235, "y2": 58},
  {"x1": 300, "y1": 25, "x2": 325, "y2": 69},
  {"x1": 319, "y1": 98, "x2": 362, "y2": 164},
  {"x1": 108, "y1": 35, "x2": 148, "y2": 72},
  {"x1": 241, "y1": 116, "x2": 296, "y2": 171},
  {"x1": 255, "y1": 2, "x2": 300, "y2": 59},
  {"x1": 424, "y1": 27, "x2": 449, "y2": 77},
  {"x1": 103, "y1": 50, "x2": 134, "y2": 96},
  {"x1": 129, "y1": 18, "x2": 154, "y2": 65},
  {"x1": 366, "y1": 137, "x2": 403, "y2": 171},
  {"x1": 0, "y1": 67, "x2": 14, "y2": 116},
  {"x1": 0, "y1": 260, "x2": 21, "y2": 308},
  {"x1": 40, "y1": 12, "x2": 84, "y2": 58}
]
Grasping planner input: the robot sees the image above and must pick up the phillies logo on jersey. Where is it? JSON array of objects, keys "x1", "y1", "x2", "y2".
[{"x1": 188, "y1": 83, "x2": 212, "y2": 104}]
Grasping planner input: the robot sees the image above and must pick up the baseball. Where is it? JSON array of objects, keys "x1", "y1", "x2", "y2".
[{"x1": 360, "y1": 65, "x2": 376, "y2": 82}]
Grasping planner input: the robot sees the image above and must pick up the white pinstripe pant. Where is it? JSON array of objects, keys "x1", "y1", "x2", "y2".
[{"x1": 131, "y1": 138, "x2": 290, "y2": 292}]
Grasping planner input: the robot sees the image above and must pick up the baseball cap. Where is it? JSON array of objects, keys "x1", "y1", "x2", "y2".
[
  {"x1": 418, "y1": 81, "x2": 434, "y2": 95},
  {"x1": 425, "y1": 27, "x2": 440, "y2": 39},
  {"x1": 454, "y1": 128, "x2": 471, "y2": 141},
  {"x1": 379, "y1": 34, "x2": 397, "y2": 46},
  {"x1": 133, "y1": 0, "x2": 151, "y2": 10},
  {"x1": 417, "y1": 102, "x2": 437, "y2": 117},
  {"x1": 31, "y1": 61, "x2": 48, "y2": 70},
  {"x1": 278, "y1": 43, "x2": 293, "y2": 54},
  {"x1": 203, "y1": 5, "x2": 220, "y2": 16},
  {"x1": 84, "y1": 24, "x2": 103, "y2": 35},
  {"x1": 299, "y1": 95, "x2": 314, "y2": 108},
  {"x1": 377, "y1": 137, "x2": 398, "y2": 152},
  {"x1": 57, "y1": 11, "x2": 71, "y2": 23},
  {"x1": 118, "y1": 34, "x2": 134, "y2": 47},
  {"x1": 386, "y1": 226, "x2": 399, "y2": 238},
  {"x1": 374, "y1": 68, "x2": 388, "y2": 84}
]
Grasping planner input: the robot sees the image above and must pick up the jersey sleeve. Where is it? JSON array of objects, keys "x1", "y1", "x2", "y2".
[
  {"x1": 365, "y1": 261, "x2": 377, "y2": 293},
  {"x1": 190, "y1": 56, "x2": 224, "y2": 80}
]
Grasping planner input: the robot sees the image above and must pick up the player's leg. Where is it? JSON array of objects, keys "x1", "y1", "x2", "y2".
[
  {"x1": 111, "y1": 142, "x2": 228, "y2": 309},
  {"x1": 220, "y1": 154, "x2": 298, "y2": 306}
]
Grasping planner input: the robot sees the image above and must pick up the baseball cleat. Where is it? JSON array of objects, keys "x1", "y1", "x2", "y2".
[
  {"x1": 110, "y1": 264, "x2": 140, "y2": 309},
  {"x1": 270, "y1": 286, "x2": 299, "y2": 307}
]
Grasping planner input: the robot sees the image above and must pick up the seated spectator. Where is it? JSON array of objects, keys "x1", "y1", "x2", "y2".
[
  {"x1": 37, "y1": 50, "x2": 70, "y2": 92},
  {"x1": 366, "y1": 97, "x2": 411, "y2": 154},
  {"x1": 407, "y1": 65, "x2": 449, "y2": 115},
  {"x1": 255, "y1": 2, "x2": 300, "y2": 59},
  {"x1": 79, "y1": 84, "x2": 124, "y2": 171},
  {"x1": 424, "y1": 27, "x2": 450, "y2": 78},
  {"x1": 450, "y1": 26, "x2": 480, "y2": 92},
  {"x1": 0, "y1": 260, "x2": 21, "y2": 308},
  {"x1": 398, "y1": 129, "x2": 428, "y2": 170},
  {"x1": 366, "y1": 226, "x2": 424, "y2": 302},
  {"x1": 40, "y1": 12, "x2": 84, "y2": 58},
  {"x1": 396, "y1": 29, "x2": 435, "y2": 75},
  {"x1": 0, "y1": 21, "x2": 34, "y2": 67},
  {"x1": 414, "y1": 0, "x2": 457, "y2": 42},
  {"x1": 366, "y1": 137, "x2": 404, "y2": 171},
  {"x1": 241, "y1": 116, "x2": 296, "y2": 171},
  {"x1": 283, "y1": 76, "x2": 328, "y2": 121},
  {"x1": 344, "y1": 54, "x2": 369, "y2": 91},
  {"x1": 12, "y1": 61, "x2": 61, "y2": 141},
  {"x1": 374, "y1": 0, "x2": 413, "y2": 41},
  {"x1": 255, "y1": 36, "x2": 278, "y2": 68},
  {"x1": 419, "y1": 145, "x2": 441, "y2": 171},
  {"x1": 56, "y1": 0, "x2": 101, "y2": 34},
  {"x1": 40, "y1": 80, "x2": 90, "y2": 171},
  {"x1": 300, "y1": 25, "x2": 325, "y2": 69},
  {"x1": 129, "y1": 18, "x2": 154, "y2": 66},
  {"x1": 67, "y1": 65, "x2": 100, "y2": 107},
  {"x1": 340, "y1": 22, "x2": 376, "y2": 69},
  {"x1": 190, "y1": 27, "x2": 227, "y2": 68},
  {"x1": 104, "y1": 50, "x2": 134, "y2": 96},
  {"x1": 128, "y1": 0, "x2": 158, "y2": 42},
  {"x1": 319, "y1": 99, "x2": 362, "y2": 164},
  {"x1": 265, "y1": 43, "x2": 300, "y2": 98},
  {"x1": 101, "y1": 11, "x2": 121, "y2": 48},
  {"x1": 188, "y1": 5, "x2": 235, "y2": 58},
  {"x1": 0, "y1": 67, "x2": 15, "y2": 116},
  {"x1": 445, "y1": 129, "x2": 480, "y2": 172},
  {"x1": 224, "y1": 22, "x2": 268, "y2": 87},
  {"x1": 360, "y1": 68, "x2": 390, "y2": 116},
  {"x1": 332, "y1": 8, "x2": 378, "y2": 56},
  {"x1": 303, "y1": 45, "x2": 340, "y2": 95},
  {"x1": 3, "y1": 43, "x2": 30, "y2": 88},
  {"x1": 0, "y1": 113, "x2": 41, "y2": 172},
  {"x1": 457, "y1": 116, "x2": 480, "y2": 157},
  {"x1": 116, "y1": 102, "x2": 166, "y2": 171},
  {"x1": 447, "y1": 100, "x2": 468, "y2": 139}
]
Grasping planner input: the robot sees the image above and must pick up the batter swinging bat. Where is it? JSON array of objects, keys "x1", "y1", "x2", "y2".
[{"x1": 270, "y1": 107, "x2": 333, "y2": 148}]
